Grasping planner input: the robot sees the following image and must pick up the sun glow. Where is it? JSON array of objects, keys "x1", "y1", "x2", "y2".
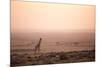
[{"x1": 11, "y1": 0, "x2": 95, "y2": 33}]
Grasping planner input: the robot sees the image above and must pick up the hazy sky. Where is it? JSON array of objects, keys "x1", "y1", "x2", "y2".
[{"x1": 11, "y1": 1, "x2": 95, "y2": 33}]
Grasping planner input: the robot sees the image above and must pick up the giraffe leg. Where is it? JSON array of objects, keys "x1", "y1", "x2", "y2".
[
  {"x1": 34, "y1": 46, "x2": 37, "y2": 54},
  {"x1": 38, "y1": 46, "x2": 40, "y2": 53}
]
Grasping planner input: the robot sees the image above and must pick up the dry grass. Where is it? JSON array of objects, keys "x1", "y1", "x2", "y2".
[{"x1": 11, "y1": 50, "x2": 95, "y2": 66}]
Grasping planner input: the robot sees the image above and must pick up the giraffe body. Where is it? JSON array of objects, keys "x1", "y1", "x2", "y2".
[{"x1": 34, "y1": 38, "x2": 42, "y2": 53}]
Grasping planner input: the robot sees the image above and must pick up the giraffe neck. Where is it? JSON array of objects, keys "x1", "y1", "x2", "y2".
[{"x1": 37, "y1": 38, "x2": 42, "y2": 46}]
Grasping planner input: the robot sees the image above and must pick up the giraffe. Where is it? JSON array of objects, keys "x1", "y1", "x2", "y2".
[{"x1": 34, "y1": 38, "x2": 42, "y2": 53}]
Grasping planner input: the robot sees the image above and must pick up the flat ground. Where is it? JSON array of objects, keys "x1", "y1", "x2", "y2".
[{"x1": 11, "y1": 50, "x2": 95, "y2": 66}]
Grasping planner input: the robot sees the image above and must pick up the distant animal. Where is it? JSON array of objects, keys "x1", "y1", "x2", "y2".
[
  {"x1": 73, "y1": 42, "x2": 79, "y2": 46},
  {"x1": 34, "y1": 38, "x2": 42, "y2": 53},
  {"x1": 56, "y1": 42, "x2": 60, "y2": 45}
]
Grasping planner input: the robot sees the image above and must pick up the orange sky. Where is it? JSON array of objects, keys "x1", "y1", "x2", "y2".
[{"x1": 11, "y1": 1, "x2": 95, "y2": 33}]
